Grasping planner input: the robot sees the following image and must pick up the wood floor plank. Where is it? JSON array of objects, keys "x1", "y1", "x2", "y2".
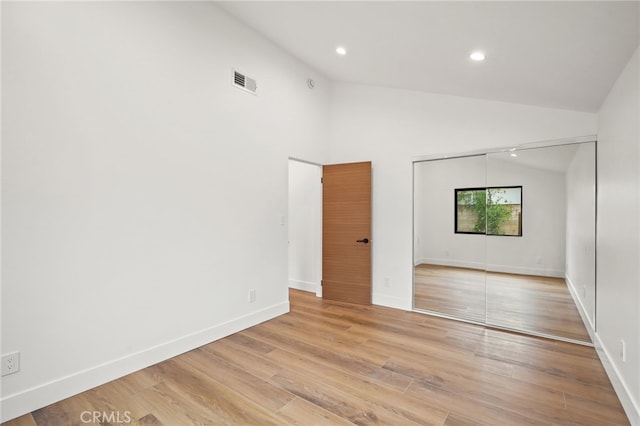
[
  {"x1": 2, "y1": 288, "x2": 628, "y2": 426},
  {"x1": 114, "y1": 366, "x2": 164, "y2": 396},
  {"x1": 148, "y1": 358, "x2": 283, "y2": 425},
  {"x1": 275, "y1": 397, "x2": 354, "y2": 425},
  {"x1": 472, "y1": 335, "x2": 611, "y2": 388},
  {"x1": 563, "y1": 391, "x2": 629, "y2": 425},
  {"x1": 83, "y1": 379, "x2": 158, "y2": 424},
  {"x1": 382, "y1": 349, "x2": 569, "y2": 417},
  {"x1": 200, "y1": 337, "x2": 283, "y2": 381},
  {"x1": 0, "y1": 416, "x2": 37, "y2": 426},
  {"x1": 133, "y1": 380, "x2": 229, "y2": 425},
  {"x1": 136, "y1": 413, "x2": 163, "y2": 425},
  {"x1": 267, "y1": 348, "x2": 449, "y2": 425},
  {"x1": 443, "y1": 412, "x2": 484, "y2": 426},
  {"x1": 511, "y1": 365, "x2": 622, "y2": 408},
  {"x1": 30, "y1": 391, "x2": 102, "y2": 426},
  {"x1": 254, "y1": 311, "x2": 388, "y2": 366},
  {"x1": 179, "y1": 347, "x2": 295, "y2": 412},
  {"x1": 268, "y1": 367, "x2": 423, "y2": 426},
  {"x1": 407, "y1": 379, "x2": 555, "y2": 426},
  {"x1": 287, "y1": 304, "x2": 357, "y2": 331},
  {"x1": 242, "y1": 324, "x2": 413, "y2": 392}
]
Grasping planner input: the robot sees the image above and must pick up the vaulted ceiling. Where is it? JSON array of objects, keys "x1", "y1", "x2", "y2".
[{"x1": 219, "y1": 1, "x2": 639, "y2": 112}]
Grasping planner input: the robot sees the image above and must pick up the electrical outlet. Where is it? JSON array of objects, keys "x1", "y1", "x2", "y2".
[
  {"x1": 2, "y1": 352, "x2": 20, "y2": 376},
  {"x1": 384, "y1": 277, "x2": 391, "y2": 288},
  {"x1": 249, "y1": 289, "x2": 256, "y2": 303},
  {"x1": 535, "y1": 255, "x2": 542, "y2": 265},
  {"x1": 620, "y1": 339, "x2": 626, "y2": 362}
]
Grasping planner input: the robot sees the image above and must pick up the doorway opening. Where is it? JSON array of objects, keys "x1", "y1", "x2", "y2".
[
  {"x1": 288, "y1": 158, "x2": 323, "y2": 297},
  {"x1": 288, "y1": 159, "x2": 373, "y2": 304}
]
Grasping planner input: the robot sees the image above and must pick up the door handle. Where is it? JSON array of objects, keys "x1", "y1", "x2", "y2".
[{"x1": 356, "y1": 238, "x2": 369, "y2": 244}]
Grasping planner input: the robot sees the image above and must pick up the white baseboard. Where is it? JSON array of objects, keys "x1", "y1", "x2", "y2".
[
  {"x1": 415, "y1": 258, "x2": 563, "y2": 278},
  {"x1": 564, "y1": 274, "x2": 595, "y2": 341},
  {"x1": 486, "y1": 263, "x2": 564, "y2": 278},
  {"x1": 415, "y1": 257, "x2": 484, "y2": 270},
  {"x1": 288, "y1": 279, "x2": 320, "y2": 294},
  {"x1": 594, "y1": 333, "x2": 640, "y2": 425},
  {"x1": 372, "y1": 293, "x2": 412, "y2": 311},
  {"x1": 0, "y1": 301, "x2": 289, "y2": 423}
]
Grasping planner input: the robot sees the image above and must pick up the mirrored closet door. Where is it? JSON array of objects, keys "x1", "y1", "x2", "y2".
[
  {"x1": 413, "y1": 154, "x2": 487, "y2": 323},
  {"x1": 413, "y1": 138, "x2": 596, "y2": 344}
]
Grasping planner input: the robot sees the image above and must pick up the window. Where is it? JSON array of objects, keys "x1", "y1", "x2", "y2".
[{"x1": 455, "y1": 186, "x2": 522, "y2": 236}]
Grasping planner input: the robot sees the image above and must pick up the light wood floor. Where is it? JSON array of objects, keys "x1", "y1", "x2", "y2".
[
  {"x1": 4, "y1": 289, "x2": 626, "y2": 425},
  {"x1": 414, "y1": 264, "x2": 591, "y2": 342}
]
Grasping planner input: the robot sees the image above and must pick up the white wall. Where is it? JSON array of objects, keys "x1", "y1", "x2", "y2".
[
  {"x1": 485, "y1": 155, "x2": 567, "y2": 277},
  {"x1": 565, "y1": 142, "x2": 596, "y2": 331},
  {"x1": 1, "y1": 2, "x2": 329, "y2": 421},
  {"x1": 596, "y1": 47, "x2": 640, "y2": 424},
  {"x1": 414, "y1": 155, "x2": 487, "y2": 269},
  {"x1": 415, "y1": 154, "x2": 568, "y2": 277},
  {"x1": 328, "y1": 82, "x2": 597, "y2": 310},
  {"x1": 288, "y1": 160, "x2": 322, "y2": 294}
]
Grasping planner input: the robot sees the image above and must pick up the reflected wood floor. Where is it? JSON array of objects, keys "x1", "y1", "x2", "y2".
[
  {"x1": 414, "y1": 265, "x2": 487, "y2": 323},
  {"x1": 414, "y1": 264, "x2": 591, "y2": 342},
  {"x1": 4, "y1": 289, "x2": 626, "y2": 425}
]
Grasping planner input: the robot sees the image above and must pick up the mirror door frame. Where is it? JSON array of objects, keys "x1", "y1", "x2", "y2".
[{"x1": 411, "y1": 135, "x2": 597, "y2": 346}]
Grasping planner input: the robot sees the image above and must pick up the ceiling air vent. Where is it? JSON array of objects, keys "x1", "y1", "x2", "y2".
[{"x1": 232, "y1": 69, "x2": 257, "y2": 95}]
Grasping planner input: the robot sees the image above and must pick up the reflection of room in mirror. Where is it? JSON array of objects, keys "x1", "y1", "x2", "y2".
[{"x1": 413, "y1": 140, "x2": 596, "y2": 344}]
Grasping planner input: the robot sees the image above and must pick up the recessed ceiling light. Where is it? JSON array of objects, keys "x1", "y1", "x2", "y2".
[
  {"x1": 470, "y1": 51, "x2": 486, "y2": 61},
  {"x1": 336, "y1": 46, "x2": 347, "y2": 56},
  {"x1": 510, "y1": 153, "x2": 518, "y2": 158}
]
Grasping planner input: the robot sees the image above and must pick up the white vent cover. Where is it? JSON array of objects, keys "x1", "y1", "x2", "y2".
[{"x1": 232, "y1": 69, "x2": 257, "y2": 95}]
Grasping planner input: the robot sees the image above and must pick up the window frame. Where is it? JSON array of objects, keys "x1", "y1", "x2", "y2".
[{"x1": 454, "y1": 186, "x2": 523, "y2": 237}]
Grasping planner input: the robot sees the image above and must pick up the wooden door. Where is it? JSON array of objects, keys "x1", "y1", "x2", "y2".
[{"x1": 322, "y1": 161, "x2": 372, "y2": 304}]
